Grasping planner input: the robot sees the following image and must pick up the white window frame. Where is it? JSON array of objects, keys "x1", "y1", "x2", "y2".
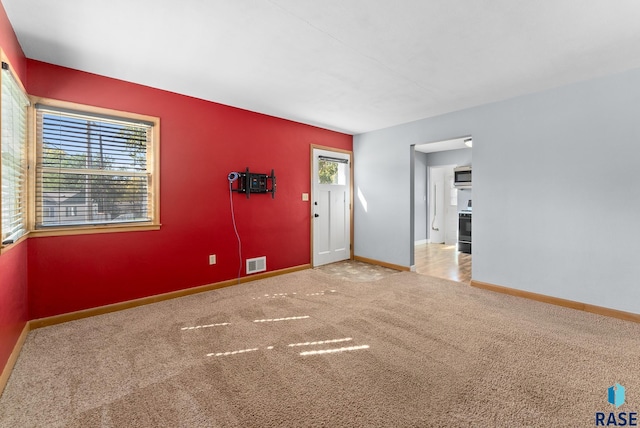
[{"x1": 1, "y1": 54, "x2": 29, "y2": 250}]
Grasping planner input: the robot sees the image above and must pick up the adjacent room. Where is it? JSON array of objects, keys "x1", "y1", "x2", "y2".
[
  {"x1": 2, "y1": 1, "x2": 640, "y2": 426},
  {"x1": 413, "y1": 137, "x2": 473, "y2": 283}
]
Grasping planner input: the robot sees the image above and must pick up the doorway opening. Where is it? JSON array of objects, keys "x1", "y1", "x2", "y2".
[{"x1": 413, "y1": 136, "x2": 472, "y2": 283}]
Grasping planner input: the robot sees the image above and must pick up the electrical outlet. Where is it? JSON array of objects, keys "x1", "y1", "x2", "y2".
[
  {"x1": 302, "y1": 193, "x2": 309, "y2": 201},
  {"x1": 209, "y1": 254, "x2": 216, "y2": 265}
]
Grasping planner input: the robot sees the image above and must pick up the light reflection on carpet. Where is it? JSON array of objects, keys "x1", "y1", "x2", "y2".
[
  {"x1": 251, "y1": 289, "x2": 337, "y2": 299},
  {"x1": 287, "y1": 338, "x2": 353, "y2": 347},
  {"x1": 206, "y1": 337, "x2": 369, "y2": 358},
  {"x1": 207, "y1": 348, "x2": 260, "y2": 357},
  {"x1": 180, "y1": 322, "x2": 230, "y2": 331},
  {"x1": 253, "y1": 316, "x2": 310, "y2": 323},
  {"x1": 299, "y1": 345, "x2": 370, "y2": 356}
]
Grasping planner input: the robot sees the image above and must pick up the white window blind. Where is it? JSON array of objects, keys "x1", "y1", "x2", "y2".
[
  {"x1": 35, "y1": 105, "x2": 154, "y2": 228},
  {"x1": 1, "y1": 62, "x2": 29, "y2": 245}
]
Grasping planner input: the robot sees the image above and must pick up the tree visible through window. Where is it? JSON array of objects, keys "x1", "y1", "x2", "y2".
[
  {"x1": 318, "y1": 158, "x2": 347, "y2": 185},
  {"x1": 318, "y1": 160, "x2": 339, "y2": 184}
]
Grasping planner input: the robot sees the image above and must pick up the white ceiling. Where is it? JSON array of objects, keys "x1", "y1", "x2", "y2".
[{"x1": 4, "y1": 0, "x2": 640, "y2": 135}]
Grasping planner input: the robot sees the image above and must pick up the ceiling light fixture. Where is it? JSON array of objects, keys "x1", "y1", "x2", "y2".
[{"x1": 464, "y1": 138, "x2": 473, "y2": 148}]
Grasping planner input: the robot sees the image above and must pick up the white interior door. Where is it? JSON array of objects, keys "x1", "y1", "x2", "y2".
[
  {"x1": 444, "y1": 170, "x2": 458, "y2": 245},
  {"x1": 312, "y1": 149, "x2": 351, "y2": 267},
  {"x1": 429, "y1": 167, "x2": 445, "y2": 244}
]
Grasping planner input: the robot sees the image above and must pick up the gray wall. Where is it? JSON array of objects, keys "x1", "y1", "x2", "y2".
[
  {"x1": 354, "y1": 67, "x2": 640, "y2": 314},
  {"x1": 414, "y1": 152, "x2": 428, "y2": 242}
]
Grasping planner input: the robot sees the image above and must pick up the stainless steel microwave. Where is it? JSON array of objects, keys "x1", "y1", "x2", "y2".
[{"x1": 454, "y1": 166, "x2": 472, "y2": 188}]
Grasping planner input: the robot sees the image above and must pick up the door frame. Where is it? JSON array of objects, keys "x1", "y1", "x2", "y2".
[{"x1": 310, "y1": 144, "x2": 354, "y2": 267}]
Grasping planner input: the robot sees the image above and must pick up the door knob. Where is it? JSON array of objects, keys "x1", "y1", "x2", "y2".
[{"x1": 314, "y1": 213, "x2": 320, "y2": 217}]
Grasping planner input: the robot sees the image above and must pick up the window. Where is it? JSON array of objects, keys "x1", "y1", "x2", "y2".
[
  {"x1": 1, "y1": 61, "x2": 29, "y2": 246},
  {"x1": 318, "y1": 156, "x2": 348, "y2": 185},
  {"x1": 34, "y1": 101, "x2": 159, "y2": 232}
]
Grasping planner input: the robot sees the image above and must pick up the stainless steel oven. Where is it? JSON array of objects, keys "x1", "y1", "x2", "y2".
[{"x1": 458, "y1": 210, "x2": 472, "y2": 253}]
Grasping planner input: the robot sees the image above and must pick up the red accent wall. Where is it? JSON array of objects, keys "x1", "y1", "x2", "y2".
[
  {"x1": 26, "y1": 60, "x2": 352, "y2": 319},
  {"x1": 0, "y1": 243, "x2": 28, "y2": 370},
  {"x1": 0, "y1": 0, "x2": 28, "y2": 375},
  {"x1": 0, "y1": 1, "x2": 25, "y2": 80}
]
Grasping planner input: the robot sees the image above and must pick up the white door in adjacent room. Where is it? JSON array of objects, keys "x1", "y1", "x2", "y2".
[
  {"x1": 444, "y1": 170, "x2": 458, "y2": 245},
  {"x1": 312, "y1": 148, "x2": 351, "y2": 267},
  {"x1": 429, "y1": 167, "x2": 445, "y2": 244}
]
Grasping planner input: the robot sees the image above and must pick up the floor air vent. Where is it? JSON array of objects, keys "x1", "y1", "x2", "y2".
[{"x1": 246, "y1": 256, "x2": 267, "y2": 274}]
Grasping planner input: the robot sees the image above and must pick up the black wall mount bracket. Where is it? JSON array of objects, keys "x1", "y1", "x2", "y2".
[{"x1": 230, "y1": 168, "x2": 276, "y2": 199}]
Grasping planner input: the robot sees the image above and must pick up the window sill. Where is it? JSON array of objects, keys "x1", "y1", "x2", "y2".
[
  {"x1": 28, "y1": 223, "x2": 161, "y2": 239},
  {"x1": 0, "y1": 234, "x2": 29, "y2": 255}
]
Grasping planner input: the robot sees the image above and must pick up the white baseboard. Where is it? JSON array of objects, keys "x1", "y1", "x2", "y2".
[{"x1": 414, "y1": 239, "x2": 427, "y2": 246}]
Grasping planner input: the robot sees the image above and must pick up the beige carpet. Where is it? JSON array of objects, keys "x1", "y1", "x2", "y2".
[{"x1": 1, "y1": 267, "x2": 639, "y2": 427}]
